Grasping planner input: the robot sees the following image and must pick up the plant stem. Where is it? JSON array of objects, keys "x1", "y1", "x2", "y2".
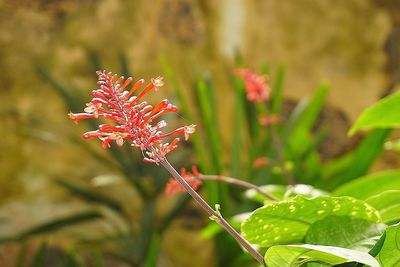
[
  {"x1": 160, "y1": 158, "x2": 265, "y2": 266},
  {"x1": 198, "y1": 174, "x2": 279, "y2": 201}
]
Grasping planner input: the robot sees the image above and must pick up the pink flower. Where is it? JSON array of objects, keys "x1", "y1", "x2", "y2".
[
  {"x1": 234, "y1": 69, "x2": 270, "y2": 103},
  {"x1": 165, "y1": 166, "x2": 202, "y2": 196},
  {"x1": 68, "y1": 70, "x2": 195, "y2": 164}
]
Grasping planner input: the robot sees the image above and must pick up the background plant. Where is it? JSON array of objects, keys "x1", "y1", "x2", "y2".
[{"x1": 0, "y1": 52, "x2": 397, "y2": 266}]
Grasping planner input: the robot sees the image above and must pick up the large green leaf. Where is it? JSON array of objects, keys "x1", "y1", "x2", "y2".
[
  {"x1": 264, "y1": 244, "x2": 379, "y2": 267},
  {"x1": 349, "y1": 91, "x2": 400, "y2": 135},
  {"x1": 377, "y1": 223, "x2": 400, "y2": 267},
  {"x1": 241, "y1": 196, "x2": 380, "y2": 247},
  {"x1": 305, "y1": 216, "x2": 386, "y2": 251},
  {"x1": 366, "y1": 190, "x2": 400, "y2": 223},
  {"x1": 333, "y1": 170, "x2": 400, "y2": 200}
]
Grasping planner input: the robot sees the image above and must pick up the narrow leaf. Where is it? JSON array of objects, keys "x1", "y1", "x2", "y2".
[
  {"x1": 349, "y1": 91, "x2": 400, "y2": 135},
  {"x1": 56, "y1": 179, "x2": 125, "y2": 216},
  {"x1": 333, "y1": 170, "x2": 400, "y2": 200},
  {"x1": 28, "y1": 243, "x2": 47, "y2": 267},
  {"x1": 14, "y1": 211, "x2": 102, "y2": 240},
  {"x1": 270, "y1": 65, "x2": 285, "y2": 115}
]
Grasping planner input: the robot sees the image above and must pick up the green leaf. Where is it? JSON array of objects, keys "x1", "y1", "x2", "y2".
[
  {"x1": 119, "y1": 51, "x2": 130, "y2": 77},
  {"x1": 56, "y1": 179, "x2": 125, "y2": 217},
  {"x1": 0, "y1": 211, "x2": 102, "y2": 242},
  {"x1": 22, "y1": 211, "x2": 102, "y2": 237},
  {"x1": 67, "y1": 247, "x2": 88, "y2": 267},
  {"x1": 195, "y1": 76, "x2": 222, "y2": 173},
  {"x1": 28, "y1": 243, "x2": 47, "y2": 267},
  {"x1": 14, "y1": 243, "x2": 28, "y2": 267},
  {"x1": 159, "y1": 57, "x2": 208, "y2": 170},
  {"x1": 241, "y1": 196, "x2": 380, "y2": 247},
  {"x1": 349, "y1": 91, "x2": 400, "y2": 135},
  {"x1": 366, "y1": 190, "x2": 400, "y2": 223},
  {"x1": 144, "y1": 235, "x2": 160, "y2": 267},
  {"x1": 35, "y1": 64, "x2": 83, "y2": 111},
  {"x1": 285, "y1": 84, "x2": 329, "y2": 150},
  {"x1": 338, "y1": 129, "x2": 390, "y2": 185},
  {"x1": 333, "y1": 170, "x2": 400, "y2": 200},
  {"x1": 91, "y1": 250, "x2": 106, "y2": 267},
  {"x1": 369, "y1": 231, "x2": 386, "y2": 257},
  {"x1": 195, "y1": 76, "x2": 228, "y2": 206},
  {"x1": 264, "y1": 244, "x2": 379, "y2": 267},
  {"x1": 231, "y1": 76, "x2": 246, "y2": 178},
  {"x1": 270, "y1": 65, "x2": 285, "y2": 115},
  {"x1": 200, "y1": 213, "x2": 244, "y2": 239},
  {"x1": 87, "y1": 49, "x2": 102, "y2": 72},
  {"x1": 377, "y1": 223, "x2": 400, "y2": 267},
  {"x1": 305, "y1": 216, "x2": 386, "y2": 251},
  {"x1": 321, "y1": 129, "x2": 389, "y2": 189}
]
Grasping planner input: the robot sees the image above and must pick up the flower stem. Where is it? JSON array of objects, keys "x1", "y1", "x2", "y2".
[
  {"x1": 160, "y1": 158, "x2": 265, "y2": 266},
  {"x1": 198, "y1": 174, "x2": 279, "y2": 201}
]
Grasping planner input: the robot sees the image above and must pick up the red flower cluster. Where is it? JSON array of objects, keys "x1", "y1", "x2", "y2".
[
  {"x1": 234, "y1": 69, "x2": 270, "y2": 103},
  {"x1": 68, "y1": 70, "x2": 195, "y2": 164},
  {"x1": 164, "y1": 166, "x2": 202, "y2": 196}
]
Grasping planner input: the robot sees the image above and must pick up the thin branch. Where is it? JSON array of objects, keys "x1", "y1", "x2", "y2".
[
  {"x1": 160, "y1": 158, "x2": 265, "y2": 266},
  {"x1": 198, "y1": 174, "x2": 279, "y2": 201}
]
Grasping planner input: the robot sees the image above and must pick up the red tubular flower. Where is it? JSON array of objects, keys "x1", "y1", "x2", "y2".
[
  {"x1": 164, "y1": 166, "x2": 202, "y2": 196},
  {"x1": 68, "y1": 70, "x2": 196, "y2": 164},
  {"x1": 234, "y1": 69, "x2": 270, "y2": 103}
]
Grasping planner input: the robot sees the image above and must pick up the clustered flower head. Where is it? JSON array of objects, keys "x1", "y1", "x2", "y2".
[
  {"x1": 234, "y1": 69, "x2": 270, "y2": 103},
  {"x1": 68, "y1": 70, "x2": 195, "y2": 164},
  {"x1": 164, "y1": 166, "x2": 202, "y2": 196}
]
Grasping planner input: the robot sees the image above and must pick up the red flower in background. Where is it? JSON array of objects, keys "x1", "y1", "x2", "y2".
[
  {"x1": 234, "y1": 69, "x2": 270, "y2": 103},
  {"x1": 165, "y1": 166, "x2": 202, "y2": 196},
  {"x1": 68, "y1": 70, "x2": 195, "y2": 164},
  {"x1": 258, "y1": 114, "x2": 280, "y2": 126}
]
